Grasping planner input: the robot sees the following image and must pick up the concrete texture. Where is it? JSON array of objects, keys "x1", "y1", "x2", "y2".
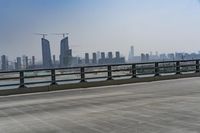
[{"x1": 1, "y1": 77, "x2": 200, "y2": 133}]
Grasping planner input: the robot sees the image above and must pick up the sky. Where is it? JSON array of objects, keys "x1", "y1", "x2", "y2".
[{"x1": 0, "y1": 0, "x2": 200, "y2": 61}]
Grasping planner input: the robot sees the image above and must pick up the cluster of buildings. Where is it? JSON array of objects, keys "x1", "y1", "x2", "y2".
[
  {"x1": 41, "y1": 36, "x2": 126, "y2": 68},
  {"x1": 1, "y1": 35, "x2": 200, "y2": 71},
  {"x1": 128, "y1": 47, "x2": 200, "y2": 63},
  {"x1": 0, "y1": 36, "x2": 126, "y2": 71},
  {"x1": 0, "y1": 55, "x2": 36, "y2": 71},
  {"x1": 77, "y1": 51, "x2": 125, "y2": 66}
]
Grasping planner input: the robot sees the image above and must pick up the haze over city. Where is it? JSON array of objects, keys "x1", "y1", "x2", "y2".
[
  {"x1": 1, "y1": 0, "x2": 200, "y2": 60},
  {"x1": 2, "y1": 1, "x2": 200, "y2": 133}
]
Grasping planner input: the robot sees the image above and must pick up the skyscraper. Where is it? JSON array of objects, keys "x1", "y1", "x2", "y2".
[
  {"x1": 16, "y1": 57, "x2": 22, "y2": 70},
  {"x1": 116, "y1": 51, "x2": 120, "y2": 59},
  {"x1": 59, "y1": 37, "x2": 72, "y2": 67},
  {"x1": 107, "y1": 52, "x2": 113, "y2": 64},
  {"x1": 128, "y1": 46, "x2": 134, "y2": 63},
  {"x1": 101, "y1": 52, "x2": 105, "y2": 60},
  {"x1": 22, "y1": 55, "x2": 28, "y2": 69},
  {"x1": 32, "y1": 56, "x2": 35, "y2": 67},
  {"x1": 92, "y1": 52, "x2": 97, "y2": 64},
  {"x1": 42, "y1": 38, "x2": 52, "y2": 68},
  {"x1": 85, "y1": 53, "x2": 90, "y2": 64},
  {"x1": 141, "y1": 53, "x2": 146, "y2": 62},
  {"x1": 108, "y1": 52, "x2": 113, "y2": 59},
  {"x1": 1, "y1": 55, "x2": 8, "y2": 71},
  {"x1": 53, "y1": 55, "x2": 56, "y2": 66},
  {"x1": 99, "y1": 52, "x2": 106, "y2": 64}
]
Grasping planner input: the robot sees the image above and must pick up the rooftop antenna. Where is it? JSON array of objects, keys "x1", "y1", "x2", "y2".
[
  {"x1": 52, "y1": 33, "x2": 69, "y2": 38},
  {"x1": 34, "y1": 33, "x2": 48, "y2": 39}
]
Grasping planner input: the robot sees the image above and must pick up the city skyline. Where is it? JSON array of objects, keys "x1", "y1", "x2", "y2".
[
  {"x1": 2, "y1": 40, "x2": 200, "y2": 71},
  {"x1": 1, "y1": 0, "x2": 200, "y2": 60}
]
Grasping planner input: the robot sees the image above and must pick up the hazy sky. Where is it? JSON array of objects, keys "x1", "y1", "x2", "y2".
[{"x1": 0, "y1": 0, "x2": 200, "y2": 61}]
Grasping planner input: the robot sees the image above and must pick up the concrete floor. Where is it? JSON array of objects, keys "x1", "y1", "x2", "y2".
[{"x1": 1, "y1": 78, "x2": 200, "y2": 133}]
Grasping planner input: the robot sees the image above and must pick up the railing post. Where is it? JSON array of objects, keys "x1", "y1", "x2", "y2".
[
  {"x1": 51, "y1": 69, "x2": 57, "y2": 85},
  {"x1": 131, "y1": 64, "x2": 137, "y2": 78},
  {"x1": 155, "y1": 62, "x2": 159, "y2": 76},
  {"x1": 19, "y1": 71, "x2": 26, "y2": 88},
  {"x1": 176, "y1": 61, "x2": 181, "y2": 74},
  {"x1": 80, "y1": 67, "x2": 86, "y2": 82},
  {"x1": 196, "y1": 60, "x2": 200, "y2": 73},
  {"x1": 107, "y1": 65, "x2": 113, "y2": 80}
]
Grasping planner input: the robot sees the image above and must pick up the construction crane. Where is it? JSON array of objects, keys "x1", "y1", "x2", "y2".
[
  {"x1": 53, "y1": 32, "x2": 80, "y2": 48},
  {"x1": 52, "y1": 33, "x2": 69, "y2": 38},
  {"x1": 34, "y1": 33, "x2": 48, "y2": 39}
]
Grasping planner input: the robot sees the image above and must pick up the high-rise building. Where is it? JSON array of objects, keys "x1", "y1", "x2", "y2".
[
  {"x1": 116, "y1": 51, "x2": 120, "y2": 59},
  {"x1": 1, "y1": 55, "x2": 8, "y2": 71},
  {"x1": 85, "y1": 53, "x2": 90, "y2": 64},
  {"x1": 16, "y1": 57, "x2": 22, "y2": 70},
  {"x1": 146, "y1": 54, "x2": 149, "y2": 62},
  {"x1": 96, "y1": 51, "x2": 101, "y2": 61},
  {"x1": 141, "y1": 53, "x2": 146, "y2": 62},
  {"x1": 53, "y1": 55, "x2": 56, "y2": 66},
  {"x1": 168, "y1": 53, "x2": 175, "y2": 61},
  {"x1": 108, "y1": 52, "x2": 113, "y2": 59},
  {"x1": 99, "y1": 52, "x2": 106, "y2": 64},
  {"x1": 42, "y1": 38, "x2": 52, "y2": 68},
  {"x1": 60, "y1": 37, "x2": 72, "y2": 67},
  {"x1": 107, "y1": 52, "x2": 113, "y2": 64},
  {"x1": 92, "y1": 52, "x2": 97, "y2": 64},
  {"x1": 32, "y1": 56, "x2": 35, "y2": 67},
  {"x1": 114, "y1": 51, "x2": 122, "y2": 64},
  {"x1": 101, "y1": 52, "x2": 105, "y2": 59},
  {"x1": 141, "y1": 53, "x2": 149, "y2": 62},
  {"x1": 22, "y1": 56, "x2": 28, "y2": 69},
  {"x1": 128, "y1": 46, "x2": 134, "y2": 62}
]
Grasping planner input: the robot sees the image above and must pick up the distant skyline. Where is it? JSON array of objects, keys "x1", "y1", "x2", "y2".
[{"x1": 1, "y1": 0, "x2": 200, "y2": 60}]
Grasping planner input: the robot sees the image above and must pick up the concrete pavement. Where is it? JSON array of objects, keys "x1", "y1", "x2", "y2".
[{"x1": 1, "y1": 78, "x2": 200, "y2": 132}]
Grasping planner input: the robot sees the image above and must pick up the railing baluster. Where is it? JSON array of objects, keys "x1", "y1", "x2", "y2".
[
  {"x1": 19, "y1": 71, "x2": 26, "y2": 88},
  {"x1": 176, "y1": 61, "x2": 181, "y2": 74},
  {"x1": 196, "y1": 60, "x2": 200, "y2": 73},
  {"x1": 131, "y1": 64, "x2": 137, "y2": 78},
  {"x1": 107, "y1": 65, "x2": 113, "y2": 80},
  {"x1": 155, "y1": 62, "x2": 159, "y2": 76},
  {"x1": 80, "y1": 67, "x2": 86, "y2": 82},
  {"x1": 51, "y1": 69, "x2": 57, "y2": 85}
]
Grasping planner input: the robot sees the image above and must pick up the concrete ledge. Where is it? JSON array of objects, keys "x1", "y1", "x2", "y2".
[{"x1": 0, "y1": 73, "x2": 200, "y2": 96}]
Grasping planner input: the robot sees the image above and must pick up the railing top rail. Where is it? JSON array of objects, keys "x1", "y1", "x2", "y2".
[{"x1": 0, "y1": 59, "x2": 199, "y2": 74}]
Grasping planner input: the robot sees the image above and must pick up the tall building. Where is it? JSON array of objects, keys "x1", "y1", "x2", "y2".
[
  {"x1": 85, "y1": 53, "x2": 90, "y2": 64},
  {"x1": 96, "y1": 51, "x2": 101, "y2": 61},
  {"x1": 141, "y1": 53, "x2": 149, "y2": 62},
  {"x1": 60, "y1": 37, "x2": 72, "y2": 67},
  {"x1": 168, "y1": 53, "x2": 175, "y2": 61},
  {"x1": 16, "y1": 57, "x2": 22, "y2": 70},
  {"x1": 141, "y1": 53, "x2": 146, "y2": 62},
  {"x1": 22, "y1": 55, "x2": 28, "y2": 69},
  {"x1": 101, "y1": 52, "x2": 105, "y2": 60},
  {"x1": 92, "y1": 52, "x2": 97, "y2": 64},
  {"x1": 53, "y1": 55, "x2": 56, "y2": 66},
  {"x1": 107, "y1": 52, "x2": 113, "y2": 64},
  {"x1": 1, "y1": 55, "x2": 8, "y2": 71},
  {"x1": 32, "y1": 56, "x2": 35, "y2": 67},
  {"x1": 99, "y1": 52, "x2": 106, "y2": 64},
  {"x1": 108, "y1": 52, "x2": 113, "y2": 59},
  {"x1": 42, "y1": 38, "x2": 52, "y2": 68},
  {"x1": 116, "y1": 51, "x2": 120, "y2": 59},
  {"x1": 128, "y1": 46, "x2": 134, "y2": 62},
  {"x1": 146, "y1": 54, "x2": 149, "y2": 62}
]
